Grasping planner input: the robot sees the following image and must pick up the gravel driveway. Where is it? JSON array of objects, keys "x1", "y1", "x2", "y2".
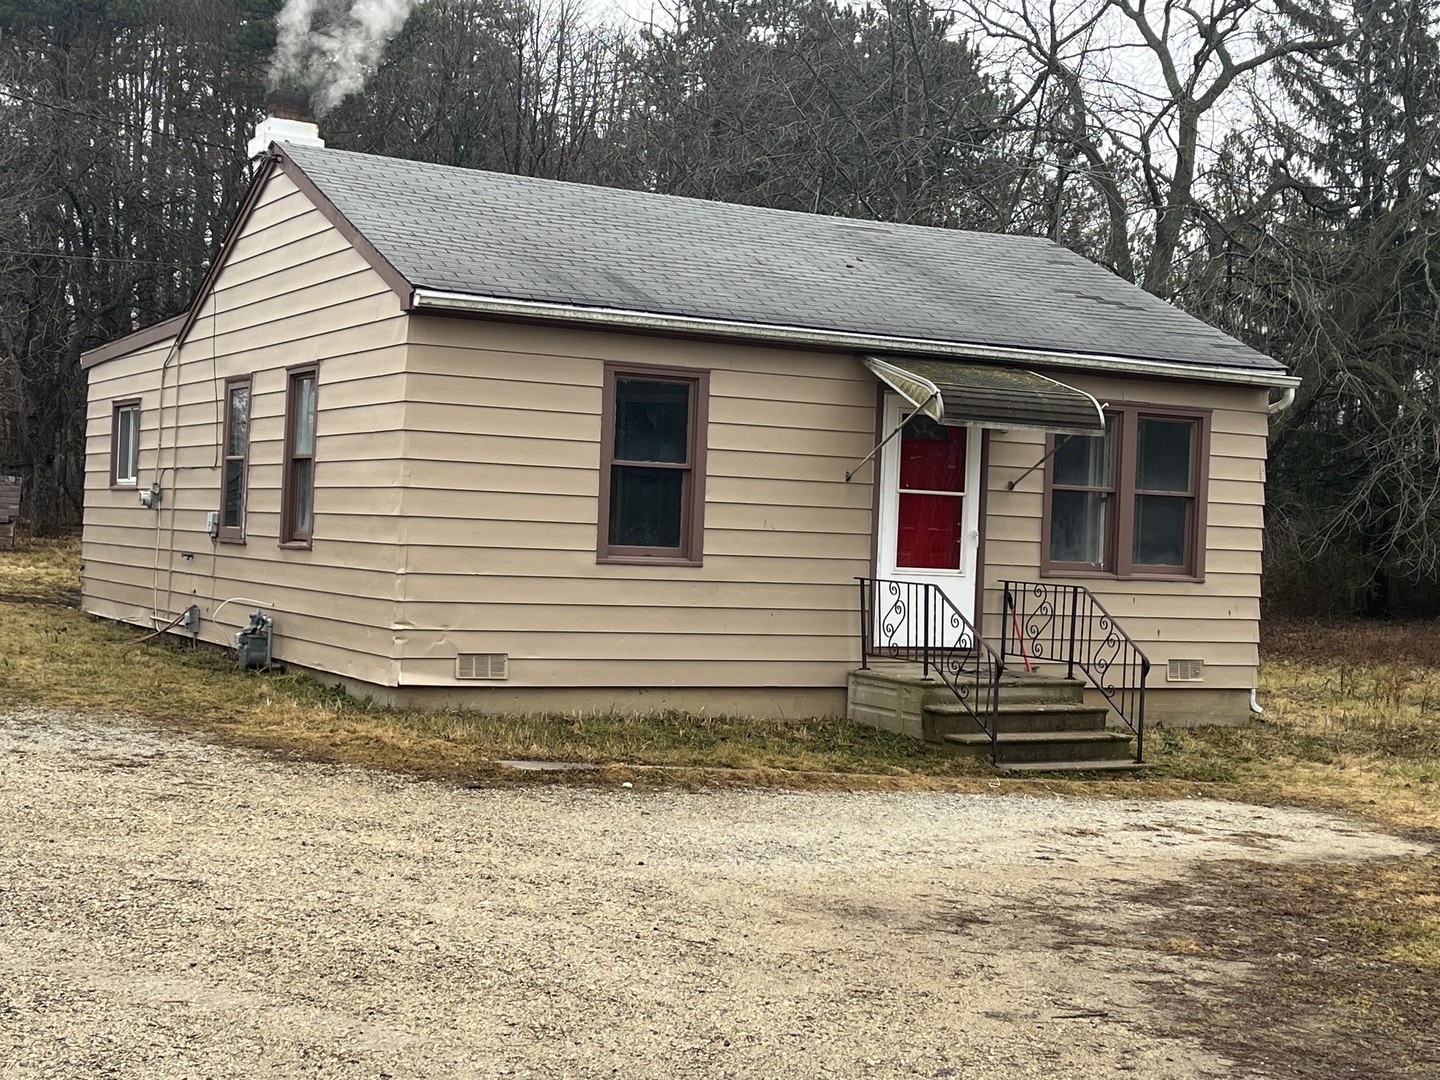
[{"x1": 0, "y1": 707, "x2": 1426, "y2": 1079}]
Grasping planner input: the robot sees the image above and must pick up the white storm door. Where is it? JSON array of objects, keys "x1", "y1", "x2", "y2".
[{"x1": 874, "y1": 394, "x2": 982, "y2": 648}]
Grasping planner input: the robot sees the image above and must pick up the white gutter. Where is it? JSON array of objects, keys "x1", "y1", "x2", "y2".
[{"x1": 410, "y1": 288, "x2": 1302, "y2": 389}]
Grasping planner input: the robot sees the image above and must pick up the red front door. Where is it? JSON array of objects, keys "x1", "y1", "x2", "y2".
[{"x1": 895, "y1": 416, "x2": 966, "y2": 570}]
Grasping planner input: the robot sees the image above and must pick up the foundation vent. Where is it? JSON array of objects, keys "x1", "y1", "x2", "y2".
[
  {"x1": 456, "y1": 652, "x2": 509, "y2": 680},
  {"x1": 1167, "y1": 658, "x2": 1205, "y2": 683}
]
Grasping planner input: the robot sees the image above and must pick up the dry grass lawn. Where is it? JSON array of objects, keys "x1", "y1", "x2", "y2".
[
  {"x1": 5, "y1": 537, "x2": 1437, "y2": 830},
  {"x1": 1149, "y1": 620, "x2": 1440, "y2": 835},
  {"x1": 1139, "y1": 857, "x2": 1440, "y2": 1078},
  {"x1": 0, "y1": 535, "x2": 991, "y2": 784}
]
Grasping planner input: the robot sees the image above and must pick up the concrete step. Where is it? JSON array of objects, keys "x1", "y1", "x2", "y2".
[
  {"x1": 853, "y1": 665, "x2": 1083, "y2": 702},
  {"x1": 993, "y1": 674, "x2": 1087, "y2": 705},
  {"x1": 848, "y1": 665, "x2": 1090, "y2": 747},
  {"x1": 924, "y1": 701, "x2": 1110, "y2": 736},
  {"x1": 941, "y1": 729, "x2": 1134, "y2": 765}
]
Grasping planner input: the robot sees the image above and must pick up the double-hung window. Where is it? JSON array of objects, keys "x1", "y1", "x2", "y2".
[
  {"x1": 1044, "y1": 406, "x2": 1208, "y2": 580},
  {"x1": 111, "y1": 400, "x2": 140, "y2": 488},
  {"x1": 597, "y1": 364, "x2": 709, "y2": 564},
  {"x1": 218, "y1": 378, "x2": 250, "y2": 541},
  {"x1": 281, "y1": 365, "x2": 318, "y2": 546}
]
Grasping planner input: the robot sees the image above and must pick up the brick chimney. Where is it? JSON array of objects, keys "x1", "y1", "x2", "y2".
[{"x1": 248, "y1": 89, "x2": 325, "y2": 157}]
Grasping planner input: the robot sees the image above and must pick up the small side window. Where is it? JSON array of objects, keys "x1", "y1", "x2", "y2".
[
  {"x1": 281, "y1": 365, "x2": 318, "y2": 547},
  {"x1": 218, "y1": 377, "x2": 251, "y2": 542},
  {"x1": 111, "y1": 400, "x2": 141, "y2": 488}
]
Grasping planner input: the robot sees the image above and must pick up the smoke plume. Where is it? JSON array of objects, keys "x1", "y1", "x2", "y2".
[{"x1": 269, "y1": 0, "x2": 419, "y2": 116}]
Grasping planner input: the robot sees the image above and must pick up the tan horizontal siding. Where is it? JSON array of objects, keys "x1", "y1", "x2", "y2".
[
  {"x1": 220, "y1": 228, "x2": 355, "y2": 291},
  {"x1": 708, "y1": 475, "x2": 875, "y2": 508},
  {"x1": 1020, "y1": 659, "x2": 1260, "y2": 692},
  {"x1": 89, "y1": 539, "x2": 403, "y2": 596},
  {"x1": 81, "y1": 334, "x2": 170, "y2": 621},
  {"x1": 396, "y1": 318, "x2": 875, "y2": 686},
  {"x1": 402, "y1": 576, "x2": 856, "y2": 607},
  {"x1": 401, "y1": 489, "x2": 591, "y2": 522},
  {"x1": 81, "y1": 169, "x2": 405, "y2": 675},
  {"x1": 985, "y1": 569, "x2": 1262, "y2": 599},
  {"x1": 387, "y1": 504, "x2": 872, "y2": 539},
  {"x1": 398, "y1": 631, "x2": 852, "y2": 662},
  {"x1": 707, "y1": 449, "x2": 868, "y2": 483},
  {"x1": 1207, "y1": 525, "x2": 1264, "y2": 551},
  {"x1": 979, "y1": 374, "x2": 1270, "y2": 693},
  {"x1": 401, "y1": 601, "x2": 857, "y2": 637},
  {"x1": 408, "y1": 316, "x2": 875, "y2": 386},
  {"x1": 400, "y1": 544, "x2": 863, "y2": 582},
  {"x1": 81, "y1": 585, "x2": 159, "y2": 622}
]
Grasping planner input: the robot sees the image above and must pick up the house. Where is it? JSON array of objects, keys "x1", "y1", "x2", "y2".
[{"x1": 80, "y1": 130, "x2": 1296, "y2": 763}]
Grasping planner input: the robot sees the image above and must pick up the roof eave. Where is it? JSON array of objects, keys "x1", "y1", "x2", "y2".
[
  {"x1": 86, "y1": 145, "x2": 417, "y2": 373},
  {"x1": 79, "y1": 314, "x2": 187, "y2": 370},
  {"x1": 409, "y1": 288, "x2": 1300, "y2": 389}
]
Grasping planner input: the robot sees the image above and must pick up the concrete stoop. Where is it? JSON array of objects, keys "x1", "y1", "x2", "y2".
[{"x1": 847, "y1": 664, "x2": 1138, "y2": 772}]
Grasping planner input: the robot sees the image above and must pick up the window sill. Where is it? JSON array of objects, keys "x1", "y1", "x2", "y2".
[
  {"x1": 278, "y1": 540, "x2": 313, "y2": 550},
  {"x1": 216, "y1": 535, "x2": 246, "y2": 545},
  {"x1": 598, "y1": 553, "x2": 703, "y2": 567},
  {"x1": 110, "y1": 482, "x2": 138, "y2": 492},
  {"x1": 1041, "y1": 567, "x2": 1204, "y2": 584}
]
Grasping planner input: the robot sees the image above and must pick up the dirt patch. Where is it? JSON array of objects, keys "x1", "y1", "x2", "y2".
[
  {"x1": 0, "y1": 706, "x2": 1431, "y2": 1079},
  {"x1": 1135, "y1": 857, "x2": 1440, "y2": 1080}
]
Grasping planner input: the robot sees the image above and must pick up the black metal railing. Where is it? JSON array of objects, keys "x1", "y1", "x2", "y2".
[
  {"x1": 857, "y1": 577, "x2": 1004, "y2": 761},
  {"x1": 999, "y1": 581, "x2": 1150, "y2": 761}
]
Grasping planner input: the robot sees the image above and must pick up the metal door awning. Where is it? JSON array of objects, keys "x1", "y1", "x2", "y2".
[{"x1": 862, "y1": 356, "x2": 1105, "y2": 436}]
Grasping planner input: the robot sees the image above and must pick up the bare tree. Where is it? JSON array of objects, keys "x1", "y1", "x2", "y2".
[
  {"x1": 0, "y1": 0, "x2": 264, "y2": 529},
  {"x1": 959, "y1": 0, "x2": 1340, "y2": 295}
]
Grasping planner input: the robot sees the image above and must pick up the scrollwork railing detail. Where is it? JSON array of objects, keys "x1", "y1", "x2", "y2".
[
  {"x1": 857, "y1": 577, "x2": 1003, "y2": 762},
  {"x1": 1000, "y1": 581, "x2": 1150, "y2": 763}
]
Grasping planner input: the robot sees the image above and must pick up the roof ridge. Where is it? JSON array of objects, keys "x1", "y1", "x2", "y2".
[{"x1": 277, "y1": 141, "x2": 1058, "y2": 248}]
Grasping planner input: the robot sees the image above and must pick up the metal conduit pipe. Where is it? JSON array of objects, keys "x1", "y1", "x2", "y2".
[{"x1": 212, "y1": 597, "x2": 275, "y2": 625}]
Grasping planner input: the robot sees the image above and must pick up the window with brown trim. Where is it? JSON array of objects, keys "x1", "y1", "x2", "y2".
[
  {"x1": 110, "y1": 399, "x2": 141, "y2": 488},
  {"x1": 280, "y1": 365, "x2": 318, "y2": 547},
  {"x1": 218, "y1": 378, "x2": 250, "y2": 541},
  {"x1": 1043, "y1": 405, "x2": 1209, "y2": 580},
  {"x1": 597, "y1": 364, "x2": 709, "y2": 565}
]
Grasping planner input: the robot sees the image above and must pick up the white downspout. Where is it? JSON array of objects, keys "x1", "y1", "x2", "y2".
[
  {"x1": 1268, "y1": 386, "x2": 1296, "y2": 414},
  {"x1": 1252, "y1": 386, "x2": 1296, "y2": 713}
]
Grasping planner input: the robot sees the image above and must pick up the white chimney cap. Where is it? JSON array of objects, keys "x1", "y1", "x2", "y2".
[{"x1": 248, "y1": 116, "x2": 324, "y2": 158}]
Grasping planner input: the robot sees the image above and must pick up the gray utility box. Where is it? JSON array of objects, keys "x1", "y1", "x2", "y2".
[{"x1": 236, "y1": 610, "x2": 274, "y2": 670}]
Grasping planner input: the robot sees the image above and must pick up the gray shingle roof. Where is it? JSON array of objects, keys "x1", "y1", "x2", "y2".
[{"x1": 281, "y1": 142, "x2": 1284, "y2": 374}]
